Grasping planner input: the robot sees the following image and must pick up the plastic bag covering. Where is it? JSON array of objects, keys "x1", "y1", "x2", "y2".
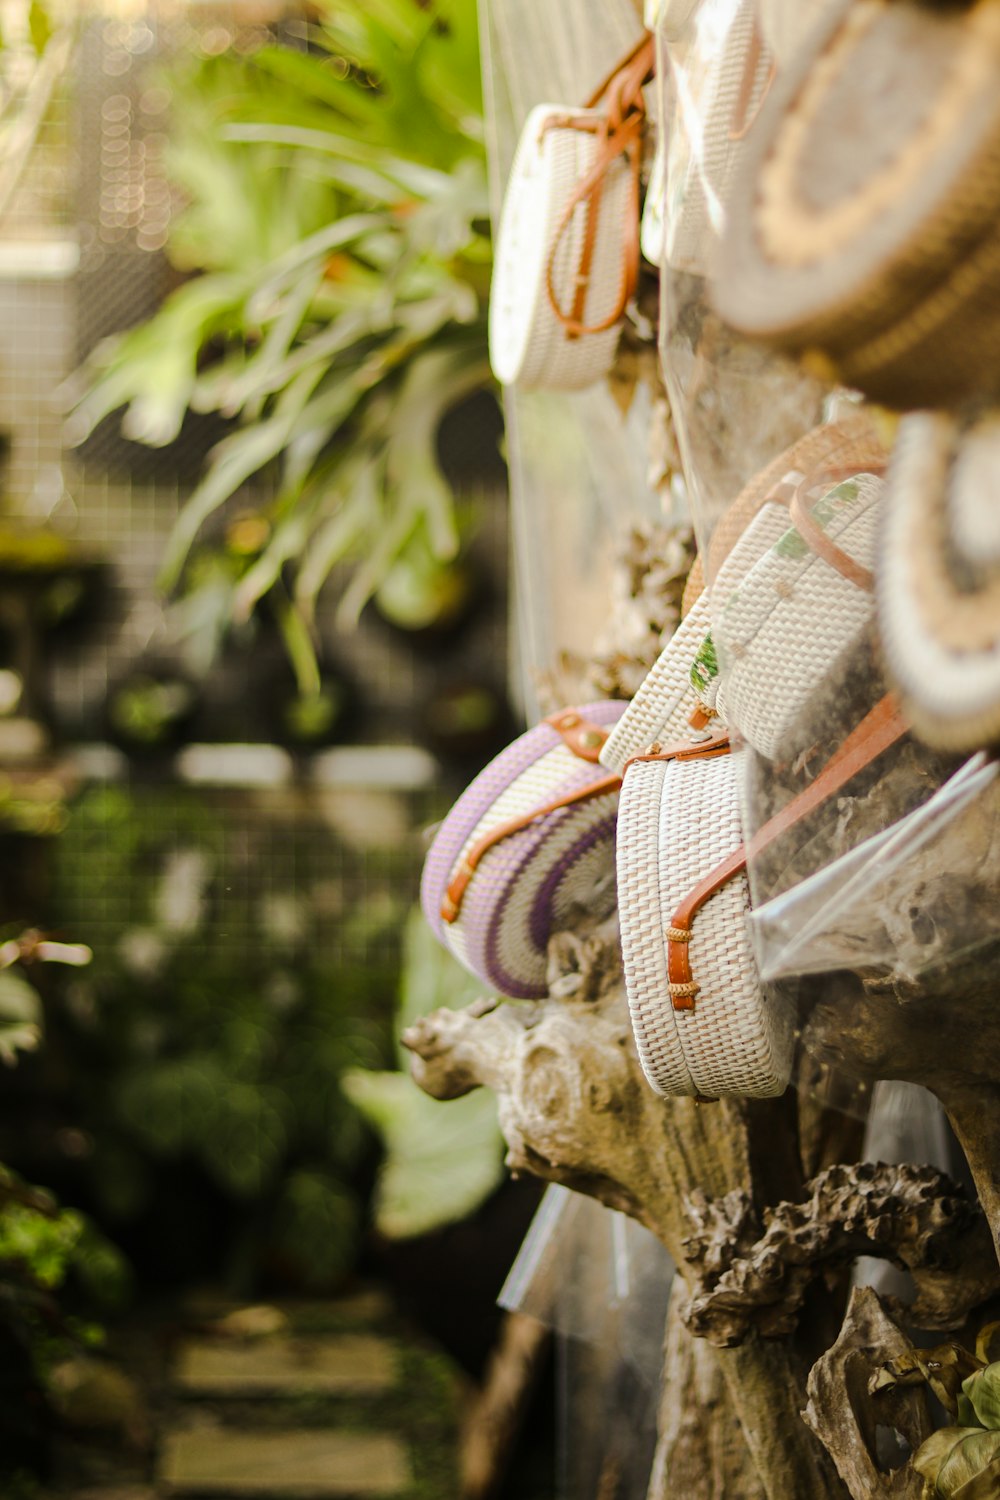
[
  {"x1": 750, "y1": 753, "x2": 1000, "y2": 984},
  {"x1": 854, "y1": 1082, "x2": 967, "y2": 1306},
  {"x1": 500, "y1": 1185, "x2": 673, "y2": 1500},
  {"x1": 654, "y1": 0, "x2": 827, "y2": 565},
  {"x1": 480, "y1": 0, "x2": 666, "y2": 719}
]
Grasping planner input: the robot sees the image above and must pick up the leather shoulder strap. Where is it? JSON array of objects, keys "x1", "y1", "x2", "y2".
[{"x1": 663, "y1": 695, "x2": 908, "y2": 1008}]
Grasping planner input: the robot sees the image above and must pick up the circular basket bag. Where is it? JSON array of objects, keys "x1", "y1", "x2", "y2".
[
  {"x1": 615, "y1": 695, "x2": 907, "y2": 1099},
  {"x1": 489, "y1": 103, "x2": 631, "y2": 390},
  {"x1": 712, "y1": 468, "x2": 884, "y2": 760},
  {"x1": 599, "y1": 590, "x2": 716, "y2": 776},
  {"x1": 617, "y1": 741, "x2": 793, "y2": 1098},
  {"x1": 421, "y1": 702, "x2": 626, "y2": 999},
  {"x1": 715, "y1": 0, "x2": 1000, "y2": 408},
  {"x1": 681, "y1": 410, "x2": 886, "y2": 613},
  {"x1": 665, "y1": 0, "x2": 774, "y2": 276},
  {"x1": 878, "y1": 411, "x2": 1000, "y2": 752}
]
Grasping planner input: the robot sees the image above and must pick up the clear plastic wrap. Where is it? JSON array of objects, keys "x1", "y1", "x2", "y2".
[
  {"x1": 655, "y1": 0, "x2": 828, "y2": 558},
  {"x1": 481, "y1": 0, "x2": 668, "y2": 719},
  {"x1": 500, "y1": 1185, "x2": 674, "y2": 1500}
]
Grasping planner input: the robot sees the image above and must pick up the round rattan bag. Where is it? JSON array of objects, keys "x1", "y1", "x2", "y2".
[
  {"x1": 421, "y1": 703, "x2": 625, "y2": 999},
  {"x1": 715, "y1": 0, "x2": 1000, "y2": 408},
  {"x1": 617, "y1": 739, "x2": 793, "y2": 1098},
  {"x1": 878, "y1": 411, "x2": 1000, "y2": 752},
  {"x1": 489, "y1": 36, "x2": 653, "y2": 391},
  {"x1": 616, "y1": 696, "x2": 908, "y2": 1099},
  {"x1": 707, "y1": 467, "x2": 884, "y2": 760}
]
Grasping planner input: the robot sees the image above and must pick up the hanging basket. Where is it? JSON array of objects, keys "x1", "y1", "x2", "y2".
[
  {"x1": 618, "y1": 740, "x2": 794, "y2": 1098},
  {"x1": 616, "y1": 698, "x2": 908, "y2": 1099},
  {"x1": 715, "y1": 0, "x2": 1000, "y2": 408},
  {"x1": 879, "y1": 411, "x2": 1000, "y2": 752},
  {"x1": 421, "y1": 703, "x2": 626, "y2": 998},
  {"x1": 710, "y1": 468, "x2": 884, "y2": 760},
  {"x1": 489, "y1": 36, "x2": 654, "y2": 391}
]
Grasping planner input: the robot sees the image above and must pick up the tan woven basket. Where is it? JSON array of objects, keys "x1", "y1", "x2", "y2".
[
  {"x1": 715, "y1": 0, "x2": 1000, "y2": 408},
  {"x1": 878, "y1": 411, "x2": 1000, "y2": 752}
]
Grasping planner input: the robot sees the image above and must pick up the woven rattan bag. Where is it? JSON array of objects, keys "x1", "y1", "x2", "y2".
[
  {"x1": 715, "y1": 0, "x2": 1000, "y2": 408},
  {"x1": 617, "y1": 697, "x2": 908, "y2": 1099},
  {"x1": 878, "y1": 411, "x2": 1000, "y2": 752},
  {"x1": 664, "y1": 0, "x2": 773, "y2": 276},
  {"x1": 489, "y1": 35, "x2": 654, "y2": 391},
  {"x1": 705, "y1": 467, "x2": 885, "y2": 760},
  {"x1": 421, "y1": 703, "x2": 625, "y2": 999}
]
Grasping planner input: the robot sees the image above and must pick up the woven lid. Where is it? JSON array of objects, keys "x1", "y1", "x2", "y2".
[
  {"x1": 682, "y1": 411, "x2": 885, "y2": 611},
  {"x1": 712, "y1": 470, "x2": 882, "y2": 758},
  {"x1": 715, "y1": 0, "x2": 1000, "y2": 406},
  {"x1": 617, "y1": 749, "x2": 793, "y2": 1098},
  {"x1": 878, "y1": 411, "x2": 1000, "y2": 751},
  {"x1": 421, "y1": 701, "x2": 626, "y2": 998},
  {"x1": 488, "y1": 104, "x2": 630, "y2": 391},
  {"x1": 600, "y1": 591, "x2": 714, "y2": 775},
  {"x1": 665, "y1": 0, "x2": 772, "y2": 275}
]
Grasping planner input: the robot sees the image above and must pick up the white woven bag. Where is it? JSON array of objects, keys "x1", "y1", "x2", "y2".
[
  {"x1": 600, "y1": 590, "x2": 715, "y2": 776},
  {"x1": 878, "y1": 412, "x2": 1000, "y2": 752},
  {"x1": 618, "y1": 741, "x2": 793, "y2": 1097},
  {"x1": 489, "y1": 36, "x2": 654, "y2": 391},
  {"x1": 665, "y1": 0, "x2": 773, "y2": 275},
  {"x1": 708, "y1": 470, "x2": 884, "y2": 759},
  {"x1": 616, "y1": 695, "x2": 908, "y2": 1099}
]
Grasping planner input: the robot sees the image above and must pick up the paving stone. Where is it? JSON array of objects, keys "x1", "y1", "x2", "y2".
[
  {"x1": 159, "y1": 1425, "x2": 411, "y2": 1496},
  {"x1": 173, "y1": 1335, "x2": 396, "y2": 1397}
]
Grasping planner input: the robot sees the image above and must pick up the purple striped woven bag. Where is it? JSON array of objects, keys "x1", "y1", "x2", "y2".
[{"x1": 420, "y1": 702, "x2": 626, "y2": 998}]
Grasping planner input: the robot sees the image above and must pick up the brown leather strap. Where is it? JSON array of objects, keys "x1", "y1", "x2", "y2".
[
  {"x1": 663, "y1": 694, "x2": 908, "y2": 1007},
  {"x1": 543, "y1": 32, "x2": 654, "y2": 339},
  {"x1": 441, "y1": 771, "x2": 622, "y2": 925},
  {"x1": 622, "y1": 726, "x2": 731, "y2": 776},
  {"x1": 788, "y1": 465, "x2": 885, "y2": 594},
  {"x1": 545, "y1": 708, "x2": 612, "y2": 763}
]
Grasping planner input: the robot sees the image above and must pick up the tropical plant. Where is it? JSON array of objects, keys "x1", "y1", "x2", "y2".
[
  {"x1": 0, "y1": 0, "x2": 74, "y2": 223},
  {"x1": 32, "y1": 783, "x2": 407, "y2": 1289},
  {"x1": 345, "y1": 908, "x2": 504, "y2": 1240},
  {"x1": 74, "y1": 0, "x2": 493, "y2": 687}
]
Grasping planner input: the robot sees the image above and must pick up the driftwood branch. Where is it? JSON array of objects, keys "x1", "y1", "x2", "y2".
[
  {"x1": 682, "y1": 1162, "x2": 1000, "y2": 1348},
  {"x1": 803, "y1": 1287, "x2": 932, "y2": 1500},
  {"x1": 404, "y1": 923, "x2": 847, "y2": 1500}
]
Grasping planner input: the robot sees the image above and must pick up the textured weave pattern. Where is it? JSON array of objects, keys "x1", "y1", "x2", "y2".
[
  {"x1": 715, "y1": 473, "x2": 882, "y2": 759},
  {"x1": 666, "y1": 0, "x2": 771, "y2": 274},
  {"x1": 879, "y1": 414, "x2": 1000, "y2": 750},
  {"x1": 421, "y1": 702, "x2": 626, "y2": 997},
  {"x1": 619, "y1": 752, "x2": 793, "y2": 1098},
  {"x1": 489, "y1": 103, "x2": 628, "y2": 391},
  {"x1": 617, "y1": 757, "x2": 697, "y2": 1094},
  {"x1": 600, "y1": 592, "x2": 713, "y2": 774}
]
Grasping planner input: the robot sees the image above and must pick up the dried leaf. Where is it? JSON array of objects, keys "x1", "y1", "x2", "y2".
[{"x1": 872, "y1": 1345, "x2": 983, "y2": 1416}]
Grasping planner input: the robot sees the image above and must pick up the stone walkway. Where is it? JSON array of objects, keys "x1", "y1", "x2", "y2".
[{"x1": 43, "y1": 1289, "x2": 462, "y2": 1500}]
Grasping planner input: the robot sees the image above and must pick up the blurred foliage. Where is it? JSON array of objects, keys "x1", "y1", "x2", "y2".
[
  {"x1": 35, "y1": 782, "x2": 409, "y2": 1288},
  {"x1": 76, "y1": 0, "x2": 494, "y2": 685},
  {"x1": 0, "y1": 0, "x2": 74, "y2": 222},
  {"x1": 345, "y1": 909, "x2": 503, "y2": 1239}
]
